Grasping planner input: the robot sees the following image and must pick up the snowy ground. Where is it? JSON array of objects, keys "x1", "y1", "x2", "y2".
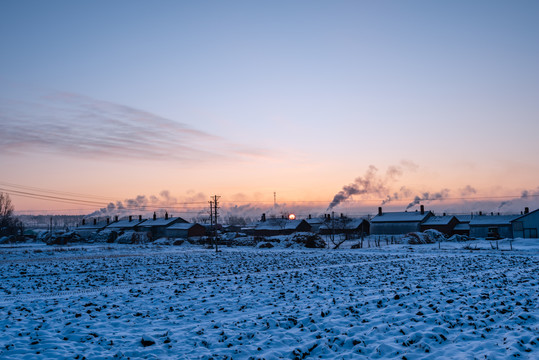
[{"x1": 0, "y1": 240, "x2": 538, "y2": 359}]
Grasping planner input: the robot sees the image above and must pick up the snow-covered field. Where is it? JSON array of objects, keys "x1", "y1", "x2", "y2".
[{"x1": 0, "y1": 241, "x2": 538, "y2": 359}]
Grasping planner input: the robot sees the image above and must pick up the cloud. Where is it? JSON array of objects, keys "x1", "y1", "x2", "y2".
[{"x1": 0, "y1": 89, "x2": 266, "y2": 163}]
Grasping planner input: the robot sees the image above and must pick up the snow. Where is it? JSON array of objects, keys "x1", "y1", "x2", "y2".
[
  {"x1": 371, "y1": 211, "x2": 432, "y2": 222},
  {"x1": 0, "y1": 240, "x2": 538, "y2": 359}
]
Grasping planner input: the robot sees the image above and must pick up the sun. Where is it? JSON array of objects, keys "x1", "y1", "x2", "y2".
[{"x1": 288, "y1": 213, "x2": 296, "y2": 220}]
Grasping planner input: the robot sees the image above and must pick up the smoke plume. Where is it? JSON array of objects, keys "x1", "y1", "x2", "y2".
[
  {"x1": 460, "y1": 185, "x2": 477, "y2": 197},
  {"x1": 328, "y1": 165, "x2": 399, "y2": 210},
  {"x1": 406, "y1": 189, "x2": 450, "y2": 210}
]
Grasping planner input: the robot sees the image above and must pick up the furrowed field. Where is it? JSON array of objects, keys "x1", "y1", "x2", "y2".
[{"x1": 0, "y1": 242, "x2": 538, "y2": 359}]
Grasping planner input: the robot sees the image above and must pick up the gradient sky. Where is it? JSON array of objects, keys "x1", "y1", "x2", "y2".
[{"x1": 1, "y1": 0, "x2": 539, "y2": 217}]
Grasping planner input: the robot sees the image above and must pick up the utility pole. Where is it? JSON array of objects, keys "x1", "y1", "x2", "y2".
[
  {"x1": 209, "y1": 200, "x2": 213, "y2": 237},
  {"x1": 210, "y1": 195, "x2": 220, "y2": 252}
]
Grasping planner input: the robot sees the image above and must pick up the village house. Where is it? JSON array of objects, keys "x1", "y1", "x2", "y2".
[
  {"x1": 165, "y1": 222, "x2": 206, "y2": 239},
  {"x1": 254, "y1": 217, "x2": 312, "y2": 236},
  {"x1": 137, "y1": 212, "x2": 188, "y2": 239},
  {"x1": 370, "y1": 206, "x2": 433, "y2": 235},
  {"x1": 469, "y1": 214, "x2": 519, "y2": 239},
  {"x1": 74, "y1": 218, "x2": 110, "y2": 239},
  {"x1": 511, "y1": 207, "x2": 539, "y2": 238},
  {"x1": 420, "y1": 215, "x2": 460, "y2": 236},
  {"x1": 319, "y1": 217, "x2": 370, "y2": 238},
  {"x1": 105, "y1": 215, "x2": 145, "y2": 232}
]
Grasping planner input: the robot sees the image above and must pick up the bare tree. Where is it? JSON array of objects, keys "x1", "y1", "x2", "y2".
[{"x1": 0, "y1": 192, "x2": 22, "y2": 237}]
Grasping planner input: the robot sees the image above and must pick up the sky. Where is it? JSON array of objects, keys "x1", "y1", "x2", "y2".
[{"x1": 1, "y1": 0, "x2": 539, "y2": 218}]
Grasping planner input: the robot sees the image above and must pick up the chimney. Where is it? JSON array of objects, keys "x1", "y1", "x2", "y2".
[
  {"x1": 340, "y1": 213, "x2": 344, "y2": 218},
  {"x1": 129, "y1": 215, "x2": 132, "y2": 222},
  {"x1": 308, "y1": 214, "x2": 312, "y2": 219},
  {"x1": 153, "y1": 212, "x2": 157, "y2": 221},
  {"x1": 107, "y1": 217, "x2": 110, "y2": 225},
  {"x1": 93, "y1": 218, "x2": 97, "y2": 225},
  {"x1": 491, "y1": 212, "x2": 494, "y2": 216},
  {"x1": 378, "y1": 207, "x2": 382, "y2": 216},
  {"x1": 261, "y1": 213, "x2": 266, "y2": 222},
  {"x1": 420, "y1": 205, "x2": 424, "y2": 215},
  {"x1": 479, "y1": 211, "x2": 482, "y2": 216},
  {"x1": 525, "y1": 207, "x2": 529, "y2": 214},
  {"x1": 443, "y1": 212, "x2": 446, "y2": 216},
  {"x1": 114, "y1": 215, "x2": 118, "y2": 222},
  {"x1": 139, "y1": 215, "x2": 142, "y2": 221},
  {"x1": 165, "y1": 212, "x2": 169, "y2": 220},
  {"x1": 82, "y1": 219, "x2": 85, "y2": 226},
  {"x1": 282, "y1": 215, "x2": 285, "y2": 219}
]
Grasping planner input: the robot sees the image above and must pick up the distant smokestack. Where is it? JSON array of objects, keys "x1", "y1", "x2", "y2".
[
  {"x1": 153, "y1": 212, "x2": 156, "y2": 221},
  {"x1": 261, "y1": 213, "x2": 266, "y2": 222},
  {"x1": 129, "y1": 215, "x2": 132, "y2": 222},
  {"x1": 420, "y1": 205, "x2": 424, "y2": 215},
  {"x1": 378, "y1": 207, "x2": 382, "y2": 216},
  {"x1": 525, "y1": 207, "x2": 529, "y2": 214},
  {"x1": 165, "y1": 212, "x2": 169, "y2": 220},
  {"x1": 82, "y1": 219, "x2": 86, "y2": 226}
]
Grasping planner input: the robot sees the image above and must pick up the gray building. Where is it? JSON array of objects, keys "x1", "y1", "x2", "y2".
[
  {"x1": 138, "y1": 213, "x2": 188, "y2": 239},
  {"x1": 511, "y1": 208, "x2": 539, "y2": 238},
  {"x1": 371, "y1": 206, "x2": 433, "y2": 235},
  {"x1": 165, "y1": 223, "x2": 206, "y2": 238},
  {"x1": 254, "y1": 219, "x2": 312, "y2": 236},
  {"x1": 106, "y1": 216, "x2": 145, "y2": 232},
  {"x1": 74, "y1": 219, "x2": 110, "y2": 239},
  {"x1": 469, "y1": 215, "x2": 519, "y2": 239}
]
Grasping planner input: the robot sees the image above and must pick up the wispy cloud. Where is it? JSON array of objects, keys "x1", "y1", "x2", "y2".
[{"x1": 0, "y1": 88, "x2": 266, "y2": 162}]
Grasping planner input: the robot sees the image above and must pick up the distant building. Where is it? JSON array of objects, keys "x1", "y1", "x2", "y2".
[
  {"x1": 165, "y1": 223, "x2": 206, "y2": 238},
  {"x1": 254, "y1": 218, "x2": 312, "y2": 236},
  {"x1": 469, "y1": 214, "x2": 519, "y2": 239},
  {"x1": 138, "y1": 213, "x2": 188, "y2": 239},
  {"x1": 106, "y1": 215, "x2": 145, "y2": 232},
  {"x1": 420, "y1": 215, "x2": 459, "y2": 235},
  {"x1": 511, "y1": 207, "x2": 539, "y2": 238},
  {"x1": 75, "y1": 218, "x2": 110, "y2": 238},
  {"x1": 453, "y1": 215, "x2": 472, "y2": 236},
  {"x1": 370, "y1": 206, "x2": 433, "y2": 235},
  {"x1": 319, "y1": 218, "x2": 370, "y2": 237}
]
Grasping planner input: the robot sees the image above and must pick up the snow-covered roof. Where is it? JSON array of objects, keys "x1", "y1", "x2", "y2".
[
  {"x1": 255, "y1": 219, "x2": 308, "y2": 231},
  {"x1": 510, "y1": 208, "x2": 539, "y2": 222},
  {"x1": 167, "y1": 222, "x2": 199, "y2": 230},
  {"x1": 106, "y1": 219, "x2": 145, "y2": 229},
  {"x1": 371, "y1": 211, "x2": 432, "y2": 223},
  {"x1": 319, "y1": 218, "x2": 367, "y2": 230},
  {"x1": 305, "y1": 218, "x2": 325, "y2": 225},
  {"x1": 469, "y1": 215, "x2": 520, "y2": 226},
  {"x1": 422, "y1": 216, "x2": 456, "y2": 226},
  {"x1": 138, "y1": 217, "x2": 186, "y2": 228},
  {"x1": 76, "y1": 221, "x2": 109, "y2": 230},
  {"x1": 454, "y1": 223, "x2": 470, "y2": 231},
  {"x1": 455, "y1": 215, "x2": 473, "y2": 223}
]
